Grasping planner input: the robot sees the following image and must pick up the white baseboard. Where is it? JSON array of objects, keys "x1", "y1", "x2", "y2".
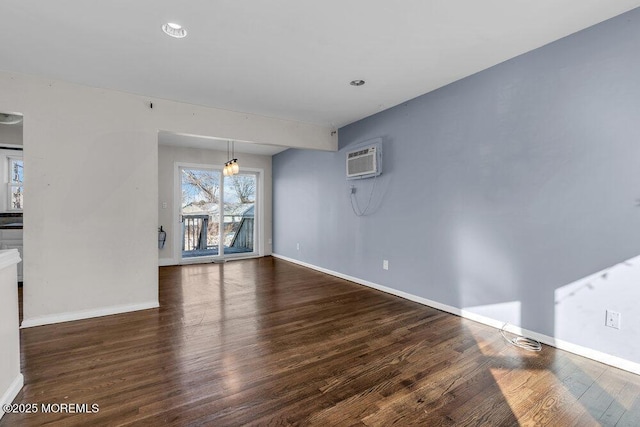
[
  {"x1": 0, "y1": 373, "x2": 24, "y2": 420},
  {"x1": 272, "y1": 253, "x2": 640, "y2": 376},
  {"x1": 21, "y1": 301, "x2": 159, "y2": 328},
  {"x1": 160, "y1": 255, "x2": 265, "y2": 267}
]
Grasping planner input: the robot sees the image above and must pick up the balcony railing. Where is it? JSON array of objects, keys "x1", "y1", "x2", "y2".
[
  {"x1": 182, "y1": 210, "x2": 254, "y2": 256},
  {"x1": 182, "y1": 214, "x2": 209, "y2": 251}
]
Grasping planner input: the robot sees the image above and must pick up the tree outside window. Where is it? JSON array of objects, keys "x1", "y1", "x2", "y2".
[{"x1": 8, "y1": 157, "x2": 23, "y2": 210}]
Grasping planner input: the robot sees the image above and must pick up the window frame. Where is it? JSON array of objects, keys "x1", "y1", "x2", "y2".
[{"x1": 7, "y1": 156, "x2": 23, "y2": 211}]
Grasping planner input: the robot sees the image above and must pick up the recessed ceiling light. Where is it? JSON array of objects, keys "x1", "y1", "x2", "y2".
[
  {"x1": 162, "y1": 22, "x2": 187, "y2": 39},
  {"x1": 350, "y1": 80, "x2": 365, "y2": 86}
]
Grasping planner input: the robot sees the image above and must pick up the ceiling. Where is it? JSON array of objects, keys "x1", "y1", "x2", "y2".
[{"x1": 1, "y1": 1, "x2": 639, "y2": 133}]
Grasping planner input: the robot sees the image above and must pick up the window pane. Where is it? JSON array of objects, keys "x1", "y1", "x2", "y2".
[
  {"x1": 10, "y1": 159, "x2": 23, "y2": 184},
  {"x1": 223, "y1": 174, "x2": 256, "y2": 254},
  {"x1": 10, "y1": 185, "x2": 23, "y2": 210},
  {"x1": 181, "y1": 168, "x2": 220, "y2": 257}
]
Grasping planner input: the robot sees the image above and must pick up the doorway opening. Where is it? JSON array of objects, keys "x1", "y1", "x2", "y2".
[{"x1": 0, "y1": 112, "x2": 23, "y2": 284}]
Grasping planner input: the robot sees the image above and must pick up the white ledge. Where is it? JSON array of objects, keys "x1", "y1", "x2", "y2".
[{"x1": 0, "y1": 249, "x2": 21, "y2": 271}]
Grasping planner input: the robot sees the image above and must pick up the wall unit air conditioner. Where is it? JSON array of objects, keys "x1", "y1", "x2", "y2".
[{"x1": 346, "y1": 143, "x2": 382, "y2": 179}]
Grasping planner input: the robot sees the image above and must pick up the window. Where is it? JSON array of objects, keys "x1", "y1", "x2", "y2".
[{"x1": 8, "y1": 157, "x2": 23, "y2": 210}]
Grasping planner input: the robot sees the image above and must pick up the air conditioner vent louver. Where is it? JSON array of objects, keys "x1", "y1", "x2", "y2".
[{"x1": 348, "y1": 149, "x2": 370, "y2": 159}]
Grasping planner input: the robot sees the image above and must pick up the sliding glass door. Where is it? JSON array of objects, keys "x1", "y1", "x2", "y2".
[
  {"x1": 180, "y1": 167, "x2": 221, "y2": 258},
  {"x1": 222, "y1": 173, "x2": 256, "y2": 256},
  {"x1": 178, "y1": 165, "x2": 258, "y2": 262}
]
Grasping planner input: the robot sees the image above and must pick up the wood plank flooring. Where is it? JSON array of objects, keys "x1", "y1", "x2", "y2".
[{"x1": 3, "y1": 256, "x2": 640, "y2": 426}]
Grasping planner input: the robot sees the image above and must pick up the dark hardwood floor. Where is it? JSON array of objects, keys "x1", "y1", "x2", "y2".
[{"x1": 3, "y1": 257, "x2": 640, "y2": 426}]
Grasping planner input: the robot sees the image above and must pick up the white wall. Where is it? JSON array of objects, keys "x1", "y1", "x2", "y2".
[
  {"x1": 158, "y1": 144, "x2": 273, "y2": 264},
  {"x1": 0, "y1": 70, "x2": 335, "y2": 327},
  {"x1": 0, "y1": 250, "x2": 22, "y2": 417}
]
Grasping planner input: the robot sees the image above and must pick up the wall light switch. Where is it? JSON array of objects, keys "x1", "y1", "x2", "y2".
[
  {"x1": 383, "y1": 260, "x2": 389, "y2": 270},
  {"x1": 161, "y1": 201, "x2": 168, "y2": 209}
]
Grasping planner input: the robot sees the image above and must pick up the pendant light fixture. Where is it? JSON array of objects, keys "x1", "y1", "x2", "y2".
[
  {"x1": 223, "y1": 140, "x2": 240, "y2": 176},
  {"x1": 0, "y1": 114, "x2": 23, "y2": 125}
]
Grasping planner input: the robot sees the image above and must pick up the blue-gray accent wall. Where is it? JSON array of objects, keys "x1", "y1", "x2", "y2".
[{"x1": 273, "y1": 8, "x2": 640, "y2": 364}]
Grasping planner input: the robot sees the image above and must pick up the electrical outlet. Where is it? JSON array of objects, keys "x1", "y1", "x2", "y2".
[
  {"x1": 605, "y1": 310, "x2": 621, "y2": 329},
  {"x1": 383, "y1": 260, "x2": 389, "y2": 270},
  {"x1": 161, "y1": 201, "x2": 167, "y2": 209}
]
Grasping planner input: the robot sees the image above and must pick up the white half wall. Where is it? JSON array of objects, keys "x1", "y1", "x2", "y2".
[
  {"x1": 0, "y1": 250, "x2": 23, "y2": 419},
  {"x1": 0, "y1": 70, "x2": 335, "y2": 325}
]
